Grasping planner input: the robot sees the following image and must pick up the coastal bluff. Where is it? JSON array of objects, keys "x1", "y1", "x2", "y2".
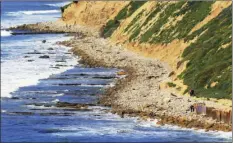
[{"x1": 10, "y1": 1, "x2": 232, "y2": 132}]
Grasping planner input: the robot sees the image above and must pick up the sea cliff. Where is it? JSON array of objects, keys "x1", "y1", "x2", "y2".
[{"x1": 10, "y1": 1, "x2": 232, "y2": 131}]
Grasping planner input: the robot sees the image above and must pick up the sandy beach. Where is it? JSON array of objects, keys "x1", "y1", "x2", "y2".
[{"x1": 10, "y1": 21, "x2": 232, "y2": 132}]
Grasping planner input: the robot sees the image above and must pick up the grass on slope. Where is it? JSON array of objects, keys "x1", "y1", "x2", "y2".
[
  {"x1": 179, "y1": 5, "x2": 232, "y2": 99},
  {"x1": 140, "y1": 1, "x2": 213, "y2": 44},
  {"x1": 101, "y1": 1, "x2": 232, "y2": 99},
  {"x1": 102, "y1": 1, "x2": 146, "y2": 38}
]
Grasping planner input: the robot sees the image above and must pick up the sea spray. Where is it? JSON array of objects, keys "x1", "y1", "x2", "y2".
[
  {"x1": 1, "y1": 35, "x2": 77, "y2": 98},
  {"x1": 1, "y1": 30, "x2": 12, "y2": 37}
]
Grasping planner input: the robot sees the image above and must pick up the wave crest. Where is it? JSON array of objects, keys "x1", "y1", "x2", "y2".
[
  {"x1": 7, "y1": 10, "x2": 60, "y2": 16},
  {"x1": 1, "y1": 30, "x2": 12, "y2": 37},
  {"x1": 45, "y1": 2, "x2": 71, "y2": 7}
]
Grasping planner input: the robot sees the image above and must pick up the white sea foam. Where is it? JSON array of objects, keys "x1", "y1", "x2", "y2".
[
  {"x1": 1, "y1": 30, "x2": 12, "y2": 37},
  {"x1": 7, "y1": 10, "x2": 60, "y2": 16},
  {"x1": 48, "y1": 110, "x2": 232, "y2": 141},
  {"x1": 1, "y1": 35, "x2": 76, "y2": 98},
  {"x1": 107, "y1": 82, "x2": 116, "y2": 88},
  {"x1": 139, "y1": 119, "x2": 232, "y2": 140},
  {"x1": 1, "y1": 110, "x2": 7, "y2": 113},
  {"x1": 2, "y1": 12, "x2": 60, "y2": 29},
  {"x1": 80, "y1": 84, "x2": 106, "y2": 87},
  {"x1": 52, "y1": 99, "x2": 60, "y2": 103},
  {"x1": 45, "y1": 2, "x2": 71, "y2": 7},
  {"x1": 26, "y1": 105, "x2": 56, "y2": 109},
  {"x1": 50, "y1": 93, "x2": 64, "y2": 97}
]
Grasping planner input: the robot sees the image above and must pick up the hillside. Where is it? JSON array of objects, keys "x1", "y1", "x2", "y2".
[
  {"x1": 61, "y1": 1, "x2": 129, "y2": 29},
  {"x1": 61, "y1": 1, "x2": 232, "y2": 99}
]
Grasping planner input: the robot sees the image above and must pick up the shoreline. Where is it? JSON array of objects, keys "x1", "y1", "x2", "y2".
[
  {"x1": 11, "y1": 21, "x2": 232, "y2": 132},
  {"x1": 62, "y1": 39, "x2": 232, "y2": 132}
]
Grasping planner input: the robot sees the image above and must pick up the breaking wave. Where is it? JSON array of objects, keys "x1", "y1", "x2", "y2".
[
  {"x1": 6, "y1": 10, "x2": 60, "y2": 16},
  {"x1": 45, "y1": 2, "x2": 71, "y2": 7},
  {"x1": 1, "y1": 30, "x2": 12, "y2": 37}
]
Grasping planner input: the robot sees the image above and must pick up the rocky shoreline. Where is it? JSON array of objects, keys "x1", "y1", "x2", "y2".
[{"x1": 11, "y1": 21, "x2": 232, "y2": 132}]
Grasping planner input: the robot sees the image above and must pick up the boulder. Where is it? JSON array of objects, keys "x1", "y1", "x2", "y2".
[
  {"x1": 48, "y1": 48, "x2": 54, "y2": 50},
  {"x1": 42, "y1": 40, "x2": 46, "y2": 43},
  {"x1": 24, "y1": 56, "x2": 30, "y2": 58},
  {"x1": 26, "y1": 50, "x2": 42, "y2": 54},
  {"x1": 168, "y1": 71, "x2": 175, "y2": 77},
  {"x1": 39, "y1": 55, "x2": 50, "y2": 59},
  {"x1": 27, "y1": 59, "x2": 34, "y2": 62},
  {"x1": 55, "y1": 64, "x2": 67, "y2": 67},
  {"x1": 56, "y1": 59, "x2": 66, "y2": 63},
  {"x1": 11, "y1": 97, "x2": 20, "y2": 100},
  {"x1": 163, "y1": 97, "x2": 171, "y2": 103}
]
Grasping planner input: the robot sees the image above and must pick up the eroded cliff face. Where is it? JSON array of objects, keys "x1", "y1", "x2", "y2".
[
  {"x1": 62, "y1": 1, "x2": 232, "y2": 99},
  {"x1": 61, "y1": 1, "x2": 129, "y2": 29}
]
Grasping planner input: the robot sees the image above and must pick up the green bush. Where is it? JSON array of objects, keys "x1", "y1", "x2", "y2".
[{"x1": 167, "y1": 82, "x2": 177, "y2": 87}]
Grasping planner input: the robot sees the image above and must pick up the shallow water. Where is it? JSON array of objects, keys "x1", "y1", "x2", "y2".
[
  {"x1": 2, "y1": 66, "x2": 231, "y2": 142},
  {"x1": 1, "y1": 1, "x2": 232, "y2": 142}
]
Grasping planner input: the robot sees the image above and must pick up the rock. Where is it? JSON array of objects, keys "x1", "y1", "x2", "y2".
[
  {"x1": 55, "y1": 102, "x2": 93, "y2": 111},
  {"x1": 117, "y1": 71, "x2": 126, "y2": 76},
  {"x1": 55, "y1": 64, "x2": 67, "y2": 67},
  {"x1": 42, "y1": 40, "x2": 46, "y2": 43},
  {"x1": 11, "y1": 97, "x2": 20, "y2": 100},
  {"x1": 118, "y1": 57, "x2": 126, "y2": 61},
  {"x1": 48, "y1": 47, "x2": 54, "y2": 50},
  {"x1": 39, "y1": 55, "x2": 50, "y2": 59},
  {"x1": 117, "y1": 130, "x2": 129, "y2": 133},
  {"x1": 119, "y1": 111, "x2": 125, "y2": 118},
  {"x1": 147, "y1": 75, "x2": 159, "y2": 79},
  {"x1": 168, "y1": 71, "x2": 175, "y2": 77},
  {"x1": 65, "y1": 52, "x2": 72, "y2": 54},
  {"x1": 163, "y1": 97, "x2": 171, "y2": 103},
  {"x1": 50, "y1": 66, "x2": 60, "y2": 69},
  {"x1": 157, "y1": 64, "x2": 162, "y2": 68},
  {"x1": 11, "y1": 112, "x2": 34, "y2": 115},
  {"x1": 24, "y1": 56, "x2": 30, "y2": 58},
  {"x1": 48, "y1": 52, "x2": 56, "y2": 54},
  {"x1": 55, "y1": 59, "x2": 66, "y2": 63},
  {"x1": 171, "y1": 93, "x2": 177, "y2": 97},
  {"x1": 28, "y1": 59, "x2": 34, "y2": 62},
  {"x1": 26, "y1": 50, "x2": 43, "y2": 54}
]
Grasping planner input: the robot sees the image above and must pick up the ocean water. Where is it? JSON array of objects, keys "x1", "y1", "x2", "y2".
[{"x1": 1, "y1": 1, "x2": 232, "y2": 142}]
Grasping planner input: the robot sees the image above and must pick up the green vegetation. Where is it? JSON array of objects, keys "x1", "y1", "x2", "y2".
[
  {"x1": 61, "y1": 2, "x2": 73, "y2": 13},
  {"x1": 102, "y1": 1, "x2": 146, "y2": 38},
  {"x1": 124, "y1": 10, "x2": 144, "y2": 33},
  {"x1": 101, "y1": 1, "x2": 232, "y2": 99},
  {"x1": 140, "y1": 1, "x2": 213, "y2": 44},
  {"x1": 180, "y1": 5, "x2": 232, "y2": 99},
  {"x1": 167, "y1": 82, "x2": 177, "y2": 87},
  {"x1": 140, "y1": 1, "x2": 186, "y2": 43},
  {"x1": 194, "y1": 89, "x2": 231, "y2": 99},
  {"x1": 128, "y1": 4, "x2": 162, "y2": 41}
]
